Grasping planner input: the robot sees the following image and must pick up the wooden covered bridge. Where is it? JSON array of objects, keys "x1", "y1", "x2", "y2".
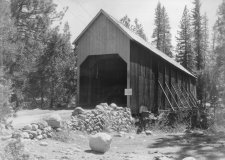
[{"x1": 73, "y1": 9, "x2": 197, "y2": 115}]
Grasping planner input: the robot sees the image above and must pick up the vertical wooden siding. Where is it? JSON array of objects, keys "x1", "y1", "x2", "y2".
[
  {"x1": 76, "y1": 13, "x2": 130, "y2": 106},
  {"x1": 130, "y1": 41, "x2": 153, "y2": 114},
  {"x1": 76, "y1": 13, "x2": 130, "y2": 66},
  {"x1": 130, "y1": 41, "x2": 196, "y2": 114}
]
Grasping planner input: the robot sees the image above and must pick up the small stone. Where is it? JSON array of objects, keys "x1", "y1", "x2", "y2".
[
  {"x1": 72, "y1": 107, "x2": 85, "y2": 116},
  {"x1": 45, "y1": 114, "x2": 62, "y2": 129},
  {"x1": 23, "y1": 124, "x2": 32, "y2": 130},
  {"x1": 128, "y1": 136, "x2": 134, "y2": 139},
  {"x1": 44, "y1": 126, "x2": 52, "y2": 132},
  {"x1": 47, "y1": 132, "x2": 53, "y2": 138},
  {"x1": 42, "y1": 134, "x2": 47, "y2": 139},
  {"x1": 37, "y1": 135, "x2": 43, "y2": 140},
  {"x1": 145, "y1": 130, "x2": 152, "y2": 136},
  {"x1": 37, "y1": 129, "x2": 42, "y2": 135},
  {"x1": 95, "y1": 105, "x2": 105, "y2": 111},
  {"x1": 100, "y1": 103, "x2": 109, "y2": 109},
  {"x1": 116, "y1": 107, "x2": 123, "y2": 110},
  {"x1": 12, "y1": 131, "x2": 22, "y2": 139},
  {"x1": 110, "y1": 103, "x2": 117, "y2": 109},
  {"x1": 56, "y1": 128, "x2": 62, "y2": 132},
  {"x1": 22, "y1": 132, "x2": 30, "y2": 139},
  {"x1": 32, "y1": 124, "x2": 39, "y2": 131},
  {"x1": 29, "y1": 134, "x2": 34, "y2": 139},
  {"x1": 40, "y1": 141, "x2": 48, "y2": 146},
  {"x1": 182, "y1": 157, "x2": 197, "y2": 160},
  {"x1": 29, "y1": 131, "x2": 38, "y2": 138},
  {"x1": 37, "y1": 121, "x2": 48, "y2": 130}
]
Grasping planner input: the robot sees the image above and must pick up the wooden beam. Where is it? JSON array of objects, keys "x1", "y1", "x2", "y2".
[
  {"x1": 176, "y1": 84, "x2": 192, "y2": 109},
  {"x1": 181, "y1": 85, "x2": 198, "y2": 108},
  {"x1": 171, "y1": 83, "x2": 186, "y2": 109},
  {"x1": 165, "y1": 82, "x2": 180, "y2": 110},
  {"x1": 158, "y1": 80, "x2": 175, "y2": 111}
]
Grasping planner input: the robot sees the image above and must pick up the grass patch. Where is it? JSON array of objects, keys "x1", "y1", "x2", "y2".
[{"x1": 51, "y1": 129, "x2": 76, "y2": 143}]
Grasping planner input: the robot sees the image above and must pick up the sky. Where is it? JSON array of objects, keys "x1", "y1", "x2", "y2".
[{"x1": 54, "y1": 0, "x2": 222, "y2": 49}]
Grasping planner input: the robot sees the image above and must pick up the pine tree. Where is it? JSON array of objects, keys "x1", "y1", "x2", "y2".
[
  {"x1": 133, "y1": 18, "x2": 147, "y2": 41},
  {"x1": 152, "y1": 2, "x2": 173, "y2": 57},
  {"x1": 176, "y1": 6, "x2": 195, "y2": 71},
  {"x1": 213, "y1": 0, "x2": 225, "y2": 103},
  {"x1": 161, "y1": 6, "x2": 173, "y2": 57},
  {"x1": 202, "y1": 13, "x2": 210, "y2": 68},
  {"x1": 120, "y1": 16, "x2": 147, "y2": 41},
  {"x1": 152, "y1": 2, "x2": 162, "y2": 50},
  {"x1": 192, "y1": 0, "x2": 203, "y2": 70},
  {"x1": 191, "y1": 0, "x2": 205, "y2": 104},
  {"x1": 120, "y1": 15, "x2": 131, "y2": 29}
]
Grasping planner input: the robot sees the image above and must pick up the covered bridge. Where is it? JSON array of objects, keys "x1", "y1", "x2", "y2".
[{"x1": 73, "y1": 9, "x2": 197, "y2": 114}]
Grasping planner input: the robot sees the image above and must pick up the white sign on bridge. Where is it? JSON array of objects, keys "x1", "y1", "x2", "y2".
[{"x1": 124, "y1": 89, "x2": 132, "y2": 96}]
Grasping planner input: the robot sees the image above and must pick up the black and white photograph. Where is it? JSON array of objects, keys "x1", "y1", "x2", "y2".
[{"x1": 0, "y1": 0, "x2": 225, "y2": 159}]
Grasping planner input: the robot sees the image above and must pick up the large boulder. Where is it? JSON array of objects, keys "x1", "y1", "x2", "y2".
[
  {"x1": 89, "y1": 132, "x2": 112, "y2": 153},
  {"x1": 45, "y1": 114, "x2": 62, "y2": 129},
  {"x1": 72, "y1": 107, "x2": 85, "y2": 116}
]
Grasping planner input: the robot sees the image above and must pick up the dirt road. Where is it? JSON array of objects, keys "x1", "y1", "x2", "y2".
[
  {"x1": 11, "y1": 109, "x2": 73, "y2": 129},
  {"x1": 4, "y1": 109, "x2": 225, "y2": 160}
]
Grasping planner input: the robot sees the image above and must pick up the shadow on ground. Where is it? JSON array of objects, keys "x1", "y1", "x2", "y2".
[
  {"x1": 84, "y1": 150, "x2": 105, "y2": 155},
  {"x1": 148, "y1": 132, "x2": 225, "y2": 160}
]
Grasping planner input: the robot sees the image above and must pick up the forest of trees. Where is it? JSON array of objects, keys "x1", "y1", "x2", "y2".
[
  {"x1": 0, "y1": 0, "x2": 225, "y2": 111},
  {"x1": 0, "y1": 0, "x2": 77, "y2": 109}
]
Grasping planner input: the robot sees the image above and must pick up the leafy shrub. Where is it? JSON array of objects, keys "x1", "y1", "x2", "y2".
[
  {"x1": 0, "y1": 79, "x2": 13, "y2": 124},
  {"x1": 2, "y1": 139, "x2": 30, "y2": 160}
]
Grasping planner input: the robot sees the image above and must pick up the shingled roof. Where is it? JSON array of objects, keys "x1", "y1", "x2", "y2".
[{"x1": 73, "y1": 9, "x2": 196, "y2": 78}]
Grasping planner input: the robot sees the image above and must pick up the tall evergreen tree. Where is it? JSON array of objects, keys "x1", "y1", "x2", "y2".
[
  {"x1": 152, "y1": 2, "x2": 162, "y2": 50},
  {"x1": 6, "y1": 0, "x2": 76, "y2": 108},
  {"x1": 192, "y1": 0, "x2": 203, "y2": 70},
  {"x1": 202, "y1": 13, "x2": 210, "y2": 69},
  {"x1": 213, "y1": 0, "x2": 225, "y2": 103},
  {"x1": 176, "y1": 6, "x2": 195, "y2": 71},
  {"x1": 192, "y1": 0, "x2": 206, "y2": 104},
  {"x1": 120, "y1": 15, "x2": 131, "y2": 29},
  {"x1": 161, "y1": 6, "x2": 173, "y2": 57},
  {"x1": 133, "y1": 18, "x2": 147, "y2": 41},
  {"x1": 152, "y1": 2, "x2": 173, "y2": 57}
]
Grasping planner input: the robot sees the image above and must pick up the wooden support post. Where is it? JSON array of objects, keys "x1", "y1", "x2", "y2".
[
  {"x1": 187, "y1": 88, "x2": 198, "y2": 106},
  {"x1": 158, "y1": 80, "x2": 175, "y2": 112},
  {"x1": 165, "y1": 82, "x2": 180, "y2": 110},
  {"x1": 176, "y1": 85, "x2": 192, "y2": 109},
  {"x1": 181, "y1": 85, "x2": 198, "y2": 108},
  {"x1": 171, "y1": 83, "x2": 186, "y2": 109}
]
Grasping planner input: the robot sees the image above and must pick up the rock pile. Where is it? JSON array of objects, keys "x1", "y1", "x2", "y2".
[
  {"x1": 13, "y1": 121, "x2": 53, "y2": 140},
  {"x1": 68, "y1": 103, "x2": 134, "y2": 134}
]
